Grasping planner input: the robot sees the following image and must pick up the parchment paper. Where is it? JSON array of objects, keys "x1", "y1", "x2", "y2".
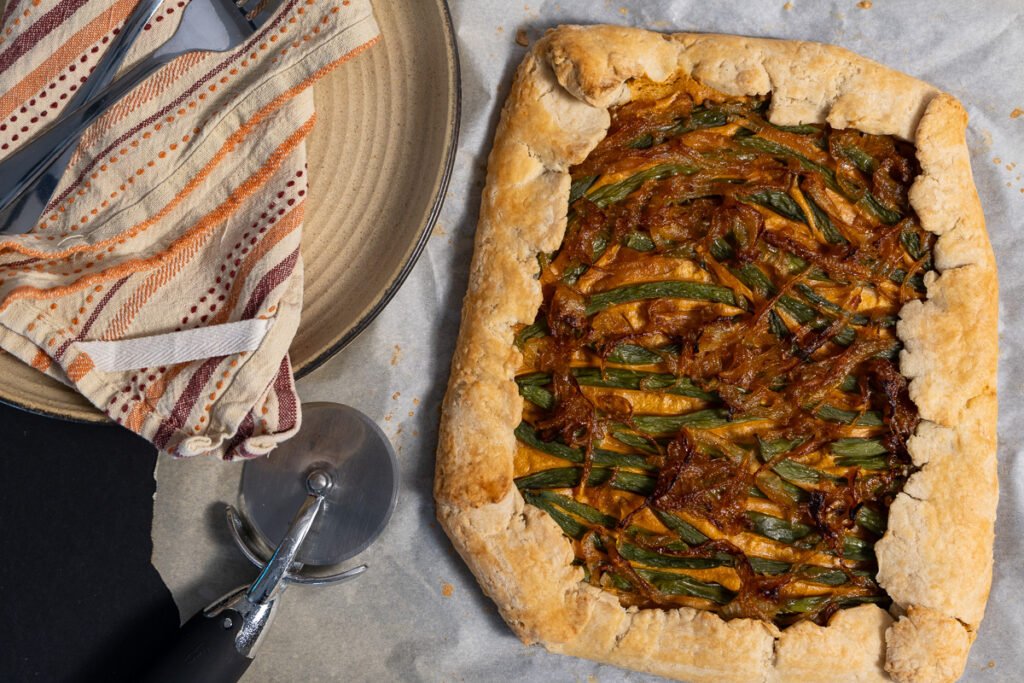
[{"x1": 152, "y1": 1, "x2": 1024, "y2": 680}]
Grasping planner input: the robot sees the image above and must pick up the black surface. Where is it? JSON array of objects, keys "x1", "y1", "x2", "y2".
[
  {"x1": 0, "y1": 402, "x2": 179, "y2": 683},
  {"x1": 142, "y1": 607, "x2": 251, "y2": 683}
]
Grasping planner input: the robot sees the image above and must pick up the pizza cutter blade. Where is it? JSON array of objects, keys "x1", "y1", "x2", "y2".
[
  {"x1": 239, "y1": 401, "x2": 400, "y2": 568},
  {"x1": 143, "y1": 402, "x2": 399, "y2": 683}
]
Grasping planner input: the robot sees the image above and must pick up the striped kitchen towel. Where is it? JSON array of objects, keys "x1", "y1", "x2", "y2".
[{"x1": 0, "y1": 0, "x2": 380, "y2": 458}]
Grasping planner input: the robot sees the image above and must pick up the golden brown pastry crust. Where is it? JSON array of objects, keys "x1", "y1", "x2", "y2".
[{"x1": 436, "y1": 25, "x2": 997, "y2": 683}]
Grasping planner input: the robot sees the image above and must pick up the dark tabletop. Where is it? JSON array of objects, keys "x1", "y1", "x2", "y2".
[{"x1": 0, "y1": 402, "x2": 179, "y2": 682}]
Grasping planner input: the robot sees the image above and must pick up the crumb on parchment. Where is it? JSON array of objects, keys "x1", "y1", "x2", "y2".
[
  {"x1": 390, "y1": 344, "x2": 401, "y2": 366},
  {"x1": 442, "y1": 583, "x2": 454, "y2": 597},
  {"x1": 783, "y1": 1, "x2": 793, "y2": 9},
  {"x1": 515, "y1": 28, "x2": 529, "y2": 47},
  {"x1": 857, "y1": 0, "x2": 872, "y2": 8},
  {"x1": 1012, "y1": 108, "x2": 1023, "y2": 119}
]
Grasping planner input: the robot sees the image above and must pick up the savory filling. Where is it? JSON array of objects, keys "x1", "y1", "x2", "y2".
[{"x1": 512, "y1": 76, "x2": 933, "y2": 627}]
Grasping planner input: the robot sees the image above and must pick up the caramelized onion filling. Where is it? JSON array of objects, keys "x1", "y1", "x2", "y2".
[{"x1": 513, "y1": 76, "x2": 932, "y2": 627}]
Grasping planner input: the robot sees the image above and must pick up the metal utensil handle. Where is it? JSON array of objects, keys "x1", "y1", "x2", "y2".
[
  {"x1": 0, "y1": 0, "x2": 167, "y2": 230},
  {"x1": 0, "y1": 52, "x2": 173, "y2": 213},
  {"x1": 76, "y1": 0, "x2": 168, "y2": 105},
  {"x1": 140, "y1": 607, "x2": 253, "y2": 683},
  {"x1": 141, "y1": 491, "x2": 329, "y2": 682}
]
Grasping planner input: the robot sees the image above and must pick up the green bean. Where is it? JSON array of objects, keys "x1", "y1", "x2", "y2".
[
  {"x1": 515, "y1": 422, "x2": 580, "y2": 461},
  {"x1": 586, "y1": 280, "x2": 742, "y2": 315},
  {"x1": 835, "y1": 143, "x2": 878, "y2": 175},
  {"x1": 520, "y1": 491, "x2": 587, "y2": 539},
  {"x1": 653, "y1": 509, "x2": 710, "y2": 545},
  {"x1": 781, "y1": 595, "x2": 830, "y2": 613},
  {"x1": 734, "y1": 264, "x2": 775, "y2": 297},
  {"x1": 567, "y1": 367, "x2": 714, "y2": 399},
  {"x1": 519, "y1": 384, "x2": 554, "y2": 410},
  {"x1": 515, "y1": 372, "x2": 550, "y2": 387},
  {"x1": 587, "y1": 163, "x2": 699, "y2": 208},
  {"x1": 772, "y1": 459, "x2": 833, "y2": 485},
  {"x1": 514, "y1": 423, "x2": 654, "y2": 470},
  {"x1": 736, "y1": 135, "x2": 837, "y2": 186},
  {"x1": 889, "y1": 267, "x2": 926, "y2": 292},
  {"x1": 746, "y1": 511, "x2": 813, "y2": 544},
  {"x1": 815, "y1": 405, "x2": 883, "y2": 426},
  {"x1": 778, "y1": 295, "x2": 821, "y2": 325},
  {"x1": 514, "y1": 321, "x2": 548, "y2": 348},
  {"x1": 774, "y1": 123, "x2": 822, "y2": 135},
  {"x1": 758, "y1": 438, "x2": 803, "y2": 460},
  {"x1": 682, "y1": 107, "x2": 731, "y2": 131},
  {"x1": 737, "y1": 132, "x2": 901, "y2": 226},
  {"x1": 855, "y1": 506, "x2": 887, "y2": 535},
  {"x1": 627, "y1": 107, "x2": 731, "y2": 149},
  {"x1": 618, "y1": 543, "x2": 727, "y2": 570},
  {"x1": 605, "y1": 343, "x2": 671, "y2": 365},
  {"x1": 628, "y1": 133, "x2": 654, "y2": 149},
  {"x1": 768, "y1": 310, "x2": 790, "y2": 339},
  {"x1": 710, "y1": 236, "x2": 733, "y2": 261},
  {"x1": 781, "y1": 595, "x2": 886, "y2": 614},
  {"x1": 744, "y1": 189, "x2": 806, "y2": 223},
  {"x1": 807, "y1": 195, "x2": 847, "y2": 244},
  {"x1": 749, "y1": 557, "x2": 792, "y2": 574},
  {"x1": 901, "y1": 228, "x2": 924, "y2": 260},
  {"x1": 611, "y1": 431, "x2": 660, "y2": 454},
  {"x1": 755, "y1": 470, "x2": 808, "y2": 505},
  {"x1": 531, "y1": 490, "x2": 619, "y2": 528},
  {"x1": 623, "y1": 231, "x2": 656, "y2": 251},
  {"x1": 636, "y1": 569, "x2": 734, "y2": 603},
  {"x1": 830, "y1": 438, "x2": 888, "y2": 458},
  {"x1": 795, "y1": 284, "x2": 870, "y2": 325},
  {"x1": 842, "y1": 535, "x2": 875, "y2": 562},
  {"x1": 798, "y1": 566, "x2": 850, "y2": 586},
  {"x1": 514, "y1": 467, "x2": 656, "y2": 495},
  {"x1": 560, "y1": 262, "x2": 587, "y2": 285},
  {"x1": 835, "y1": 455, "x2": 888, "y2": 470},
  {"x1": 630, "y1": 408, "x2": 735, "y2": 433},
  {"x1": 569, "y1": 175, "x2": 598, "y2": 204},
  {"x1": 783, "y1": 592, "x2": 887, "y2": 613},
  {"x1": 860, "y1": 192, "x2": 902, "y2": 225}
]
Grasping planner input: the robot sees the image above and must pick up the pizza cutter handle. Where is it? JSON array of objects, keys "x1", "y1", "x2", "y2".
[
  {"x1": 140, "y1": 606, "x2": 253, "y2": 683},
  {"x1": 142, "y1": 492, "x2": 326, "y2": 682}
]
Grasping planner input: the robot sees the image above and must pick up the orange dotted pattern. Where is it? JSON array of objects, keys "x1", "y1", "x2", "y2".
[
  {"x1": 34, "y1": 2, "x2": 345, "y2": 236},
  {"x1": 0, "y1": 0, "x2": 371, "y2": 456}
]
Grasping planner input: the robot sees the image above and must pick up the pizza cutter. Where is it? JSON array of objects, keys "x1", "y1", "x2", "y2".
[{"x1": 143, "y1": 402, "x2": 399, "y2": 682}]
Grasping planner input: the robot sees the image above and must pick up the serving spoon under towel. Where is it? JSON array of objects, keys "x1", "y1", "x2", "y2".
[{"x1": 0, "y1": 0, "x2": 283, "y2": 234}]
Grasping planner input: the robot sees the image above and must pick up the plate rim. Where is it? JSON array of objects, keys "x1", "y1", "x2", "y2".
[
  {"x1": 0, "y1": 0, "x2": 461, "y2": 423},
  {"x1": 294, "y1": 0, "x2": 461, "y2": 379}
]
